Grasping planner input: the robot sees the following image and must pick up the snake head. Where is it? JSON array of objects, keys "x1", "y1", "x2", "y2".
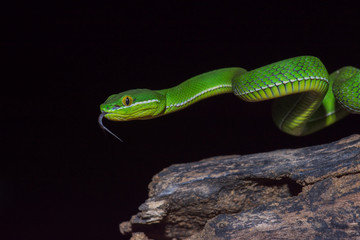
[{"x1": 100, "y1": 89, "x2": 166, "y2": 121}]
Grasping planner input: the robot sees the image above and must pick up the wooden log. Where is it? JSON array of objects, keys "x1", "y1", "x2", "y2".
[{"x1": 120, "y1": 135, "x2": 360, "y2": 240}]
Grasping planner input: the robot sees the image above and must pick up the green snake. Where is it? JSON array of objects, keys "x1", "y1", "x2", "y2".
[{"x1": 99, "y1": 56, "x2": 360, "y2": 141}]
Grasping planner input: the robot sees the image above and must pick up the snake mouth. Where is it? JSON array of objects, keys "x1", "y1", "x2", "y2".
[{"x1": 98, "y1": 112, "x2": 123, "y2": 142}]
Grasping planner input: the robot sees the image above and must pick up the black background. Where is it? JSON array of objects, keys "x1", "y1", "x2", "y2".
[{"x1": 2, "y1": 1, "x2": 360, "y2": 239}]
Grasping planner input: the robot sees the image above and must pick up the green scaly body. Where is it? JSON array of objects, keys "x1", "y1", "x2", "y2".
[{"x1": 99, "y1": 56, "x2": 359, "y2": 139}]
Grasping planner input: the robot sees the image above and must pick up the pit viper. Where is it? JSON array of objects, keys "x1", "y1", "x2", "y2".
[{"x1": 99, "y1": 56, "x2": 359, "y2": 141}]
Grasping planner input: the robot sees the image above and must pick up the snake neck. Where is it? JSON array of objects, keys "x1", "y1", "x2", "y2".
[{"x1": 156, "y1": 68, "x2": 246, "y2": 116}]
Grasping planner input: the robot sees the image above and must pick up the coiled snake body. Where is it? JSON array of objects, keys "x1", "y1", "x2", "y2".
[{"x1": 99, "y1": 56, "x2": 360, "y2": 140}]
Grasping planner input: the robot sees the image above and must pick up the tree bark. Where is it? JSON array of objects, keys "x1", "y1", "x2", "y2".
[{"x1": 120, "y1": 135, "x2": 360, "y2": 240}]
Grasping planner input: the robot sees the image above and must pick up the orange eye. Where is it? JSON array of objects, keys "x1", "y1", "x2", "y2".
[{"x1": 122, "y1": 96, "x2": 133, "y2": 106}]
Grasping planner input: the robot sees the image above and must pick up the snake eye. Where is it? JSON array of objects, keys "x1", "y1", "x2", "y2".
[{"x1": 122, "y1": 96, "x2": 133, "y2": 106}]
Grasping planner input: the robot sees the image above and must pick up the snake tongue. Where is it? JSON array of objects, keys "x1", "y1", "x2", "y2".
[{"x1": 98, "y1": 112, "x2": 123, "y2": 142}]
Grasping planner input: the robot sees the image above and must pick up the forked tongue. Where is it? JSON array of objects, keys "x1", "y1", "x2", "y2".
[{"x1": 98, "y1": 112, "x2": 123, "y2": 142}]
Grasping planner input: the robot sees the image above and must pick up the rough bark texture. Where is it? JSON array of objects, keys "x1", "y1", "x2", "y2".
[{"x1": 120, "y1": 135, "x2": 360, "y2": 240}]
